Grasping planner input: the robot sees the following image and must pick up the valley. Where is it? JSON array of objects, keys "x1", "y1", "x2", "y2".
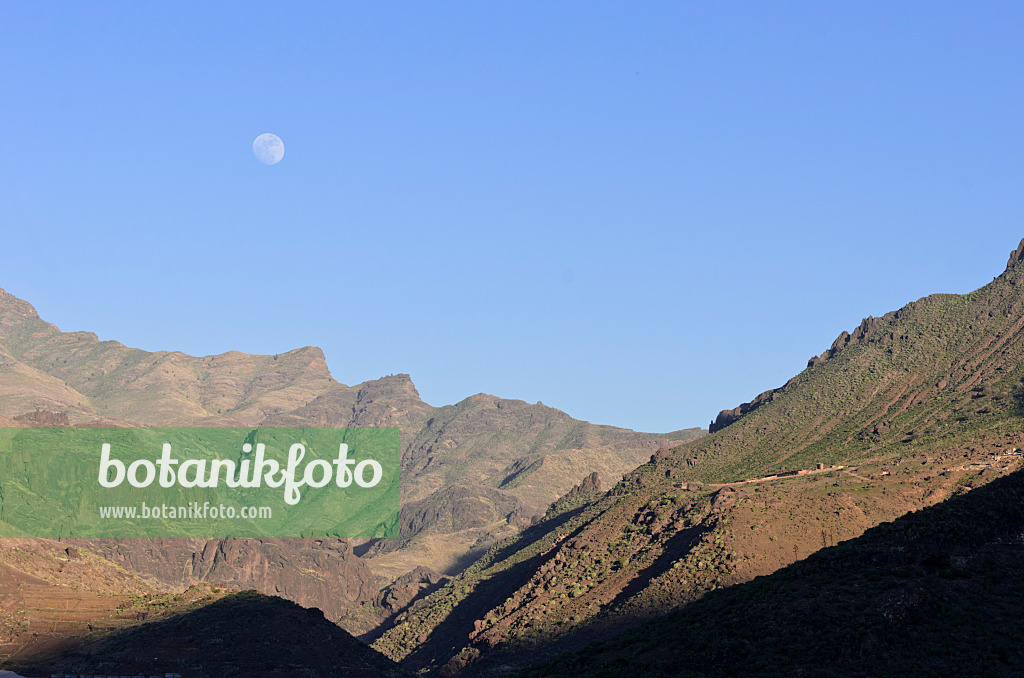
[{"x1": 5, "y1": 240, "x2": 1024, "y2": 675}]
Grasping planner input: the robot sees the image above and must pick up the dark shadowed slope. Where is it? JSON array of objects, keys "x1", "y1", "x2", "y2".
[
  {"x1": 9, "y1": 591, "x2": 410, "y2": 678},
  {"x1": 527, "y1": 464, "x2": 1024, "y2": 677}
]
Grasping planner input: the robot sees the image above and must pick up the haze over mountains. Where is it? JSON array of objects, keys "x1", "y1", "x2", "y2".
[{"x1": 4, "y1": 239, "x2": 1024, "y2": 675}]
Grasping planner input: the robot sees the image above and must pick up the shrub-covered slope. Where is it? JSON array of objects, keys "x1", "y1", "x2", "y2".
[
  {"x1": 528, "y1": 463, "x2": 1024, "y2": 677},
  {"x1": 373, "y1": 239, "x2": 1024, "y2": 675}
]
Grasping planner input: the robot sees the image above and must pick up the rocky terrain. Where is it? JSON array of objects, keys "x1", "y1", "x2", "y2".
[
  {"x1": 368, "y1": 238, "x2": 1024, "y2": 675},
  {"x1": 0, "y1": 538, "x2": 209, "y2": 665},
  {"x1": 0, "y1": 287, "x2": 701, "y2": 637},
  {"x1": 8, "y1": 238, "x2": 1024, "y2": 676},
  {"x1": 0, "y1": 539, "x2": 406, "y2": 677},
  {"x1": 69, "y1": 538, "x2": 378, "y2": 629},
  {"x1": 528, "y1": 462, "x2": 1024, "y2": 677}
]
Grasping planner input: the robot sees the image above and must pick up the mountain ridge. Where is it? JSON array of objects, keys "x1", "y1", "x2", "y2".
[
  {"x1": 0, "y1": 286, "x2": 703, "y2": 637},
  {"x1": 371, "y1": 238, "x2": 1024, "y2": 675}
]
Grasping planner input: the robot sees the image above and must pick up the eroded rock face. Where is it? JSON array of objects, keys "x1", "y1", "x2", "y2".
[
  {"x1": 0, "y1": 286, "x2": 704, "y2": 635},
  {"x1": 12, "y1": 409, "x2": 69, "y2": 426},
  {"x1": 1008, "y1": 237, "x2": 1024, "y2": 270},
  {"x1": 375, "y1": 566, "x2": 445, "y2": 614},
  {"x1": 709, "y1": 387, "x2": 779, "y2": 433},
  {"x1": 563, "y1": 471, "x2": 605, "y2": 500},
  {"x1": 74, "y1": 538, "x2": 376, "y2": 622},
  {"x1": 363, "y1": 484, "x2": 529, "y2": 558}
]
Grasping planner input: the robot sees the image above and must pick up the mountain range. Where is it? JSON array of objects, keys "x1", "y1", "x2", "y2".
[
  {"x1": 0, "y1": 286, "x2": 700, "y2": 638},
  {"x1": 370, "y1": 239, "x2": 1024, "y2": 675},
  {"x1": 4, "y1": 239, "x2": 1024, "y2": 675}
]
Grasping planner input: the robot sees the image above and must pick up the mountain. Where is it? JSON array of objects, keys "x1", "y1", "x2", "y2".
[
  {"x1": 0, "y1": 536, "x2": 164, "y2": 663},
  {"x1": 0, "y1": 289, "x2": 335, "y2": 426},
  {"x1": 5, "y1": 587, "x2": 407, "y2": 678},
  {"x1": 0, "y1": 539, "x2": 405, "y2": 677},
  {"x1": 527, "y1": 462, "x2": 1024, "y2": 677},
  {"x1": 0, "y1": 288, "x2": 702, "y2": 635},
  {"x1": 69, "y1": 538, "x2": 379, "y2": 629},
  {"x1": 262, "y1": 373, "x2": 698, "y2": 579},
  {"x1": 371, "y1": 239, "x2": 1024, "y2": 675},
  {"x1": 17, "y1": 238, "x2": 1024, "y2": 675}
]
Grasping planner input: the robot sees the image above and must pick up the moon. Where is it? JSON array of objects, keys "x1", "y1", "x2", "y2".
[{"x1": 252, "y1": 133, "x2": 284, "y2": 165}]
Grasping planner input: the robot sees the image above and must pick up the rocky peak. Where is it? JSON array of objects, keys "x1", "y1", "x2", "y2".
[
  {"x1": 0, "y1": 288, "x2": 46, "y2": 327},
  {"x1": 577, "y1": 471, "x2": 605, "y2": 494},
  {"x1": 354, "y1": 374, "x2": 423, "y2": 411},
  {"x1": 1007, "y1": 238, "x2": 1024, "y2": 271},
  {"x1": 291, "y1": 345, "x2": 333, "y2": 378},
  {"x1": 563, "y1": 471, "x2": 606, "y2": 501}
]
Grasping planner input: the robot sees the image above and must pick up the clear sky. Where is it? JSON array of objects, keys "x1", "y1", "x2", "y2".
[{"x1": 3, "y1": 3, "x2": 1023, "y2": 432}]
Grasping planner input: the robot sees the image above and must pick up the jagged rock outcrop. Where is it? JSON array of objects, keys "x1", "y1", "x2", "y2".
[
  {"x1": 563, "y1": 471, "x2": 606, "y2": 500},
  {"x1": 12, "y1": 409, "x2": 70, "y2": 426},
  {"x1": 375, "y1": 566, "x2": 446, "y2": 615},
  {"x1": 807, "y1": 315, "x2": 888, "y2": 369},
  {"x1": 709, "y1": 387, "x2": 780, "y2": 433},
  {"x1": 711, "y1": 313, "x2": 892, "y2": 433},
  {"x1": 1008, "y1": 237, "x2": 1024, "y2": 270}
]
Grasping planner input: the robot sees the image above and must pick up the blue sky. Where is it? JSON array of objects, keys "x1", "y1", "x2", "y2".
[{"x1": 2, "y1": 3, "x2": 1023, "y2": 432}]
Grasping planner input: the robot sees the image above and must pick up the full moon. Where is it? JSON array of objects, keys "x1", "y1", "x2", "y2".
[{"x1": 252, "y1": 133, "x2": 285, "y2": 165}]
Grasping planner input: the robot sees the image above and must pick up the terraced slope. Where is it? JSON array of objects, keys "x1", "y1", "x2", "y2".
[
  {"x1": 71, "y1": 538, "x2": 379, "y2": 630},
  {"x1": 372, "y1": 239, "x2": 1024, "y2": 675}
]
